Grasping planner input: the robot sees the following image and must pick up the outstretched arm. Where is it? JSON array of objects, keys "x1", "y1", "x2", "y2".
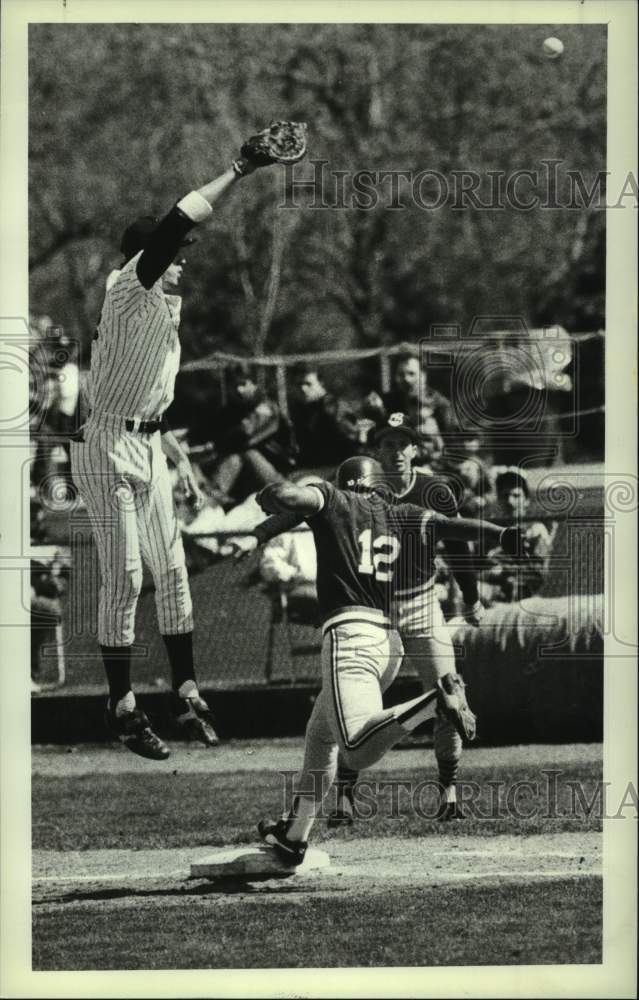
[
  {"x1": 254, "y1": 510, "x2": 305, "y2": 545},
  {"x1": 135, "y1": 119, "x2": 305, "y2": 289},
  {"x1": 442, "y1": 536, "x2": 480, "y2": 611},
  {"x1": 427, "y1": 512, "x2": 525, "y2": 555},
  {"x1": 257, "y1": 481, "x2": 324, "y2": 519}
]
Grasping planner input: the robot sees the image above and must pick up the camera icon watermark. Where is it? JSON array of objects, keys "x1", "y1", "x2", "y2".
[{"x1": 1, "y1": 316, "x2": 83, "y2": 443}]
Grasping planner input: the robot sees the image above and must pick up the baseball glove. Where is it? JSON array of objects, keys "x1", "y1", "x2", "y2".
[{"x1": 240, "y1": 120, "x2": 308, "y2": 167}]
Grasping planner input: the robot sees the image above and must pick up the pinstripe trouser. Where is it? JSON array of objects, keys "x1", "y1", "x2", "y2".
[{"x1": 70, "y1": 417, "x2": 193, "y2": 646}]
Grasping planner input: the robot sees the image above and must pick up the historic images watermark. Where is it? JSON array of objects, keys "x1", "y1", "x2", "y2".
[
  {"x1": 278, "y1": 768, "x2": 638, "y2": 823},
  {"x1": 281, "y1": 160, "x2": 638, "y2": 212}
]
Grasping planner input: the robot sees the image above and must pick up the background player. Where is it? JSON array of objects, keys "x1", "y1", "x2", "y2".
[
  {"x1": 256, "y1": 457, "x2": 526, "y2": 864},
  {"x1": 332, "y1": 413, "x2": 483, "y2": 823},
  {"x1": 70, "y1": 145, "x2": 281, "y2": 760}
]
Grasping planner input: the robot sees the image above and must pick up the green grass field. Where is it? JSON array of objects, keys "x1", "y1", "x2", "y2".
[
  {"x1": 32, "y1": 742, "x2": 603, "y2": 970},
  {"x1": 33, "y1": 879, "x2": 601, "y2": 970}
]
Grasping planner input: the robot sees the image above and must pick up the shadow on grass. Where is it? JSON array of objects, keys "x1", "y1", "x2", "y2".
[{"x1": 33, "y1": 872, "x2": 344, "y2": 906}]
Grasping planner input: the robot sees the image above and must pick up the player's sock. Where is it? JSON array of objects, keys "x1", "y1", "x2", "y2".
[
  {"x1": 114, "y1": 691, "x2": 136, "y2": 717},
  {"x1": 177, "y1": 679, "x2": 199, "y2": 700},
  {"x1": 286, "y1": 795, "x2": 317, "y2": 842},
  {"x1": 101, "y1": 644, "x2": 133, "y2": 707},
  {"x1": 440, "y1": 783, "x2": 457, "y2": 805},
  {"x1": 434, "y1": 716, "x2": 462, "y2": 794},
  {"x1": 437, "y1": 758, "x2": 459, "y2": 792},
  {"x1": 163, "y1": 631, "x2": 196, "y2": 692}
]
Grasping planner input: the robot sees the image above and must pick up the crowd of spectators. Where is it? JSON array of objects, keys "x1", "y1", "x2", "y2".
[
  {"x1": 174, "y1": 351, "x2": 556, "y2": 611},
  {"x1": 29, "y1": 335, "x2": 556, "y2": 629}
]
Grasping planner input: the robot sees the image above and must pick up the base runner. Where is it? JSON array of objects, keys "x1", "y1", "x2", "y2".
[
  {"x1": 255, "y1": 457, "x2": 526, "y2": 864},
  {"x1": 331, "y1": 412, "x2": 483, "y2": 824}
]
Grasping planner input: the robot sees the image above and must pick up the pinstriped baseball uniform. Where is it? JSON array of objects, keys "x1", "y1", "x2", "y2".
[
  {"x1": 90, "y1": 253, "x2": 182, "y2": 420},
  {"x1": 70, "y1": 193, "x2": 211, "y2": 647}
]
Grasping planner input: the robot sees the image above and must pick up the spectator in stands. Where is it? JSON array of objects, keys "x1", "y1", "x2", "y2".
[
  {"x1": 363, "y1": 351, "x2": 457, "y2": 463},
  {"x1": 452, "y1": 455, "x2": 493, "y2": 518},
  {"x1": 31, "y1": 552, "x2": 67, "y2": 692},
  {"x1": 479, "y1": 468, "x2": 554, "y2": 604},
  {"x1": 207, "y1": 363, "x2": 297, "y2": 506},
  {"x1": 289, "y1": 364, "x2": 360, "y2": 468}
]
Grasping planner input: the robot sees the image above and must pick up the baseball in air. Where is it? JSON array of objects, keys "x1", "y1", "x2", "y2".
[{"x1": 543, "y1": 37, "x2": 564, "y2": 59}]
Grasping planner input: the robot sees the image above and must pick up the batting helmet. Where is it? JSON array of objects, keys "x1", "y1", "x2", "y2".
[{"x1": 336, "y1": 455, "x2": 384, "y2": 492}]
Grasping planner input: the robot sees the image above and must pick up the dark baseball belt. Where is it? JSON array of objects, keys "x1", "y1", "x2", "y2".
[{"x1": 125, "y1": 418, "x2": 162, "y2": 434}]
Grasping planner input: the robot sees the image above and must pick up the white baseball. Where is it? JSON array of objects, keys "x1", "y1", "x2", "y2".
[{"x1": 543, "y1": 36, "x2": 564, "y2": 59}]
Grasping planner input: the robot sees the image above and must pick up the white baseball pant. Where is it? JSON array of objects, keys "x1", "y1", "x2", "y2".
[
  {"x1": 293, "y1": 614, "x2": 439, "y2": 808},
  {"x1": 70, "y1": 415, "x2": 193, "y2": 646},
  {"x1": 394, "y1": 579, "x2": 462, "y2": 784}
]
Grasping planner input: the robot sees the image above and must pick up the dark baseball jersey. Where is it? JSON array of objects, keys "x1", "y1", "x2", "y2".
[
  {"x1": 385, "y1": 470, "x2": 459, "y2": 593},
  {"x1": 307, "y1": 481, "x2": 431, "y2": 628}
]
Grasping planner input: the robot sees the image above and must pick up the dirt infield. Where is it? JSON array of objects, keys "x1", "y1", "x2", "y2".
[
  {"x1": 33, "y1": 832, "x2": 600, "y2": 908},
  {"x1": 31, "y1": 742, "x2": 604, "y2": 968}
]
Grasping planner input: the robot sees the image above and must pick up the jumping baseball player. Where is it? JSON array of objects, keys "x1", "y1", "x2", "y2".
[
  {"x1": 256, "y1": 457, "x2": 527, "y2": 864},
  {"x1": 70, "y1": 122, "x2": 308, "y2": 760}
]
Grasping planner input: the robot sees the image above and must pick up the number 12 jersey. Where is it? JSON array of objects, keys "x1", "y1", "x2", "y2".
[{"x1": 307, "y1": 481, "x2": 434, "y2": 628}]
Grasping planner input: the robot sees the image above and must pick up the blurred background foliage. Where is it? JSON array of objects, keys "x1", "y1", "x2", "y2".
[{"x1": 29, "y1": 22, "x2": 606, "y2": 409}]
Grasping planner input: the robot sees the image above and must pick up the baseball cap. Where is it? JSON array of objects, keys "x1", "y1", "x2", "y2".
[
  {"x1": 373, "y1": 412, "x2": 421, "y2": 445},
  {"x1": 120, "y1": 216, "x2": 197, "y2": 262}
]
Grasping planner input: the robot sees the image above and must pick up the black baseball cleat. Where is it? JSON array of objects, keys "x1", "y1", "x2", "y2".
[
  {"x1": 436, "y1": 673, "x2": 477, "y2": 742},
  {"x1": 258, "y1": 818, "x2": 308, "y2": 866},
  {"x1": 171, "y1": 692, "x2": 219, "y2": 747},
  {"x1": 104, "y1": 705, "x2": 170, "y2": 761}
]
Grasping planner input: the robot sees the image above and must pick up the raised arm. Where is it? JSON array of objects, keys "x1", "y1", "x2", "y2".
[
  {"x1": 136, "y1": 167, "x2": 250, "y2": 290},
  {"x1": 135, "y1": 120, "x2": 306, "y2": 290}
]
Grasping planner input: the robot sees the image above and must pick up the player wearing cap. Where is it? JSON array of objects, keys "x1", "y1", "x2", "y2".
[
  {"x1": 242, "y1": 412, "x2": 482, "y2": 821},
  {"x1": 255, "y1": 457, "x2": 527, "y2": 864},
  {"x1": 70, "y1": 152, "x2": 272, "y2": 760},
  {"x1": 331, "y1": 413, "x2": 482, "y2": 823}
]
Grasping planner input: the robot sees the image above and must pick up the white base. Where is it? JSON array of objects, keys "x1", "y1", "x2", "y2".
[{"x1": 191, "y1": 845, "x2": 331, "y2": 879}]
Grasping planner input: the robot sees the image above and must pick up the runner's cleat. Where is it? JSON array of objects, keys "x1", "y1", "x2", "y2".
[{"x1": 258, "y1": 818, "x2": 308, "y2": 866}]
